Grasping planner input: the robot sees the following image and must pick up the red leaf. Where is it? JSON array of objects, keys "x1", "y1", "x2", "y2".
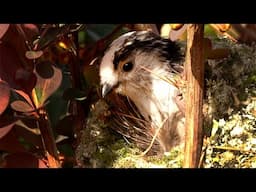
[
  {"x1": 25, "y1": 50, "x2": 43, "y2": 60},
  {"x1": 18, "y1": 24, "x2": 39, "y2": 47},
  {"x1": 0, "y1": 80, "x2": 10, "y2": 115},
  {"x1": 35, "y1": 65, "x2": 62, "y2": 106},
  {"x1": 10, "y1": 100, "x2": 34, "y2": 113},
  {"x1": 0, "y1": 122, "x2": 16, "y2": 139},
  {"x1": 22, "y1": 24, "x2": 39, "y2": 34},
  {"x1": 0, "y1": 128, "x2": 26, "y2": 153},
  {"x1": 4, "y1": 152, "x2": 47, "y2": 168},
  {"x1": 13, "y1": 89, "x2": 34, "y2": 107},
  {"x1": 1, "y1": 24, "x2": 35, "y2": 72},
  {"x1": 0, "y1": 24, "x2": 9, "y2": 39},
  {"x1": 0, "y1": 44, "x2": 36, "y2": 94},
  {"x1": 0, "y1": 115, "x2": 17, "y2": 139},
  {"x1": 14, "y1": 68, "x2": 37, "y2": 94},
  {"x1": 0, "y1": 44, "x2": 23, "y2": 89}
]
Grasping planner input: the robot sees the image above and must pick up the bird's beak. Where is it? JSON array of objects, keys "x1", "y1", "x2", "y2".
[{"x1": 102, "y1": 83, "x2": 113, "y2": 98}]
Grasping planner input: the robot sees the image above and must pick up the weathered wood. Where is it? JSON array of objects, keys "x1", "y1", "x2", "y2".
[{"x1": 183, "y1": 24, "x2": 205, "y2": 168}]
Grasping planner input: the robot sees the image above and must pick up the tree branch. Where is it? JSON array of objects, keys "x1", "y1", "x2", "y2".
[{"x1": 183, "y1": 24, "x2": 205, "y2": 168}]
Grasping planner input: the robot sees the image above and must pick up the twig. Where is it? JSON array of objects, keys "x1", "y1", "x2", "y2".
[
  {"x1": 133, "y1": 117, "x2": 169, "y2": 157},
  {"x1": 212, "y1": 145, "x2": 256, "y2": 154},
  {"x1": 210, "y1": 24, "x2": 238, "y2": 42},
  {"x1": 198, "y1": 137, "x2": 209, "y2": 168}
]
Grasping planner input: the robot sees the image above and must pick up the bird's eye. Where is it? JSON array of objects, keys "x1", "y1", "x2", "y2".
[{"x1": 122, "y1": 62, "x2": 133, "y2": 72}]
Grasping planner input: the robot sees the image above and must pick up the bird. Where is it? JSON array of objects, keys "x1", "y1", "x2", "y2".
[{"x1": 99, "y1": 30, "x2": 186, "y2": 154}]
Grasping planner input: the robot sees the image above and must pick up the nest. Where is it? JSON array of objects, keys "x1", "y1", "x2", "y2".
[
  {"x1": 105, "y1": 92, "x2": 162, "y2": 155},
  {"x1": 76, "y1": 37, "x2": 256, "y2": 168}
]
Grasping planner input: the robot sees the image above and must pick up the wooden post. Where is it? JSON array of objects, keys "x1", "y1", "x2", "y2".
[{"x1": 183, "y1": 24, "x2": 205, "y2": 168}]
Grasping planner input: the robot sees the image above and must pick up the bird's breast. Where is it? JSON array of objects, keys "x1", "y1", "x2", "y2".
[{"x1": 126, "y1": 78, "x2": 180, "y2": 129}]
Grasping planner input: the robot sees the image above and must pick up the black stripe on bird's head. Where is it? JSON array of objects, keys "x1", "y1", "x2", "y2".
[
  {"x1": 100, "y1": 30, "x2": 184, "y2": 98},
  {"x1": 113, "y1": 31, "x2": 183, "y2": 71}
]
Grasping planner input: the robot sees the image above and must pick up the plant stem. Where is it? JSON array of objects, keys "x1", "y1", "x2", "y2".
[
  {"x1": 38, "y1": 109, "x2": 61, "y2": 168},
  {"x1": 31, "y1": 89, "x2": 61, "y2": 168},
  {"x1": 67, "y1": 34, "x2": 86, "y2": 152}
]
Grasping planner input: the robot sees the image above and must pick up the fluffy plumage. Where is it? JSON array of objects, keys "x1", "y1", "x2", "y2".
[{"x1": 100, "y1": 31, "x2": 186, "y2": 154}]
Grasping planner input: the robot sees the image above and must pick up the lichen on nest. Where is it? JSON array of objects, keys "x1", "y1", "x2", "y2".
[
  {"x1": 203, "y1": 38, "x2": 256, "y2": 168},
  {"x1": 76, "y1": 37, "x2": 256, "y2": 168}
]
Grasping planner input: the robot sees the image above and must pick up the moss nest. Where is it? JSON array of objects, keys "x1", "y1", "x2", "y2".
[{"x1": 76, "y1": 37, "x2": 256, "y2": 168}]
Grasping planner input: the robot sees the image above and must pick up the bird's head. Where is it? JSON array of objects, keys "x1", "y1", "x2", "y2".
[
  {"x1": 99, "y1": 30, "x2": 183, "y2": 99},
  {"x1": 99, "y1": 31, "x2": 186, "y2": 153}
]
